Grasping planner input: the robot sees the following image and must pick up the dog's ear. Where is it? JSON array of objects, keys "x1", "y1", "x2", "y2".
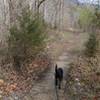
[
  {"x1": 55, "y1": 64, "x2": 58, "y2": 72},
  {"x1": 55, "y1": 64, "x2": 58, "y2": 69}
]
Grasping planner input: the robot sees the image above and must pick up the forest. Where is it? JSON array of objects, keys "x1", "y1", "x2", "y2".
[{"x1": 0, "y1": 0, "x2": 100, "y2": 100}]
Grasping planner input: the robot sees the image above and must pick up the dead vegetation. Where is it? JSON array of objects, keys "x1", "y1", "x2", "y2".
[
  {"x1": 0, "y1": 52, "x2": 52, "y2": 98},
  {"x1": 65, "y1": 36, "x2": 100, "y2": 100}
]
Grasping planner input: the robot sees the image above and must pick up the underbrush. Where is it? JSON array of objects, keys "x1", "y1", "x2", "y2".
[
  {"x1": 65, "y1": 31, "x2": 100, "y2": 99},
  {"x1": 65, "y1": 54, "x2": 100, "y2": 100},
  {"x1": 0, "y1": 53, "x2": 52, "y2": 97}
]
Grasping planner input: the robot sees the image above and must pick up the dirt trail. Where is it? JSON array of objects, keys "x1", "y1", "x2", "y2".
[
  {"x1": 3, "y1": 31, "x2": 88, "y2": 100},
  {"x1": 21, "y1": 32, "x2": 88, "y2": 100},
  {"x1": 26, "y1": 52, "x2": 70, "y2": 100}
]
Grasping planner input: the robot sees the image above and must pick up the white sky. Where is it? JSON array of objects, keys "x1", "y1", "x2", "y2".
[{"x1": 78, "y1": 0, "x2": 99, "y2": 4}]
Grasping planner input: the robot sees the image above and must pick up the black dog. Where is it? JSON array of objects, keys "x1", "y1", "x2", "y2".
[{"x1": 55, "y1": 64, "x2": 63, "y2": 89}]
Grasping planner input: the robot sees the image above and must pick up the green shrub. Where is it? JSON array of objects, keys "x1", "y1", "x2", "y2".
[
  {"x1": 78, "y1": 8, "x2": 97, "y2": 31},
  {"x1": 8, "y1": 8, "x2": 47, "y2": 70},
  {"x1": 85, "y1": 33, "x2": 98, "y2": 57}
]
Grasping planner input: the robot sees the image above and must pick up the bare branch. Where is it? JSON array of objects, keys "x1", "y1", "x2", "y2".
[{"x1": 38, "y1": 0, "x2": 46, "y2": 8}]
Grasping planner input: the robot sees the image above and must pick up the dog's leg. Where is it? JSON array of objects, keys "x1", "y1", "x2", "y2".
[
  {"x1": 58, "y1": 80, "x2": 61, "y2": 89},
  {"x1": 55, "y1": 78, "x2": 58, "y2": 86}
]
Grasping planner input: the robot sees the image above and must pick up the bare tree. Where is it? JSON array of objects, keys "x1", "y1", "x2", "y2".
[{"x1": 34, "y1": 0, "x2": 46, "y2": 14}]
